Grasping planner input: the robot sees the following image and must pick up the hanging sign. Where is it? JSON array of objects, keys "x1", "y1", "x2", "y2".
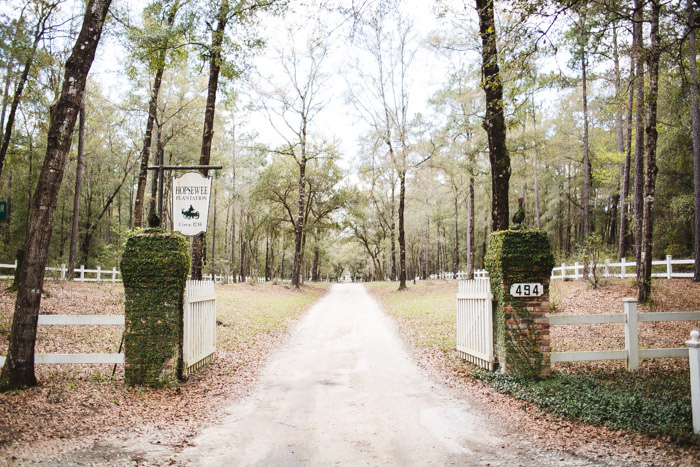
[
  {"x1": 510, "y1": 283, "x2": 544, "y2": 297},
  {"x1": 0, "y1": 201, "x2": 6, "y2": 223},
  {"x1": 172, "y1": 172, "x2": 212, "y2": 236}
]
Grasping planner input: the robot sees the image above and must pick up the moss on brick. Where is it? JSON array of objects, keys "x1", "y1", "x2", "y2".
[
  {"x1": 485, "y1": 229, "x2": 554, "y2": 379},
  {"x1": 120, "y1": 229, "x2": 189, "y2": 387}
]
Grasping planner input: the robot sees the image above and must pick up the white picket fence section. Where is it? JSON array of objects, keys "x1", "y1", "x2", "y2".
[
  {"x1": 0, "y1": 314, "x2": 125, "y2": 367},
  {"x1": 183, "y1": 280, "x2": 217, "y2": 376},
  {"x1": 0, "y1": 261, "x2": 287, "y2": 284},
  {"x1": 456, "y1": 279, "x2": 495, "y2": 370},
  {"x1": 550, "y1": 298, "x2": 700, "y2": 370},
  {"x1": 434, "y1": 255, "x2": 695, "y2": 282},
  {"x1": 0, "y1": 261, "x2": 121, "y2": 282},
  {"x1": 431, "y1": 269, "x2": 488, "y2": 280},
  {"x1": 552, "y1": 255, "x2": 695, "y2": 280}
]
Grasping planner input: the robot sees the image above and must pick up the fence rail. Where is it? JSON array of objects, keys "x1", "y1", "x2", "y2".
[
  {"x1": 0, "y1": 314, "x2": 124, "y2": 367},
  {"x1": 550, "y1": 298, "x2": 700, "y2": 370}
]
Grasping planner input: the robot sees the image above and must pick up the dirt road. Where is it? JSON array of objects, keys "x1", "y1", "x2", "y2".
[{"x1": 175, "y1": 283, "x2": 596, "y2": 466}]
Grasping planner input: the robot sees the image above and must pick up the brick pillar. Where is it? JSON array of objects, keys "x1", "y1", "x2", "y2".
[{"x1": 485, "y1": 230, "x2": 554, "y2": 378}]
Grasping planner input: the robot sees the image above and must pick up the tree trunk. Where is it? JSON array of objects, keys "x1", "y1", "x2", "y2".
[
  {"x1": 398, "y1": 170, "x2": 407, "y2": 289},
  {"x1": 435, "y1": 221, "x2": 440, "y2": 274},
  {"x1": 390, "y1": 180, "x2": 396, "y2": 281},
  {"x1": 639, "y1": 0, "x2": 660, "y2": 302},
  {"x1": 239, "y1": 210, "x2": 246, "y2": 281},
  {"x1": 580, "y1": 12, "x2": 591, "y2": 241},
  {"x1": 265, "y1": 235, "x2": 270, "y2": 281},
  {"x1": 150, "y1": 125, "x2": 163, "y2": 204},
  {"x1": 0, "y1": 52, "x2": 13, "y2": 136},
  {"x1": 532, "y1": 98, "x2": 542, "y2": 230},
  {"x1": 453, "y1": 187, "x2": 459, "y2": 275},
  {"x1": 619, "y1": 62, "x2": 635, "y2": 259},
  {"x1": 68, "y1": 97, "x2": 86, "y2": 280},
  {"x1": 231, "y1": 201, "x2": 237, "y2": 282},
  {"x1": 312, "y1": 241, "x2": 320, "y2": 282},
  {"x1": 689, "y1": 0, "x2": 700, "y2": 282},
  {"x1": 0, "y1": 0, "x2": 111, "y2": 391},
  {"x1": 133, "y1": 67, "x2": 165, "y2": 228},
  {"x1": 291, "y1": 158, "x2": 306, "y2": 288},
  {"x1": 632, "y1": 0, "x2": 645, "y2": 281},
  {"x1": 467, "y1": 174, "x2": 475, "y2": 278},
  {"x1": 191, "y1": 0, "x2": 229, "y2": 280},
  {"x1": 476, "y1": 0, "x2": 510, "y2": 231}
]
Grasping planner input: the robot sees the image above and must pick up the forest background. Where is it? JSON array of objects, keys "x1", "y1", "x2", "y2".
[{"x1": 0, "y1": 0, "x2": 697, "y2": 289}]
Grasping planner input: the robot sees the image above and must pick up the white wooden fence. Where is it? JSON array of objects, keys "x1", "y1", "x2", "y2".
[
  {"x1": 431, "y1": 269, "x2": 488, "y2": 280},
  {"x1": 0, "y1": 261, "x2": 279, "y2": 284},
  {"x1": 551, "y1": 255, "x2": 695, "y2": 280},
  {"x1": 434, "y1": 255, "x2": 695, "y2": 282},
  {"x1": 456, "y1": 279, "x2": 495, "y2": 370},
  {"x1": 0, "y1": 281, "x2": 217, "y2": 375},
  {"x1": 0, "y1": 261, "x2": 121, "y2": 282},
  {"x1": 0, "y1": 314, "x2": 124, "y2": 367},
  {"x1": 183, "y1": 280, "x2": 217, "y2": 376},
  {"x1": 550, "y1": 298, "x2": 700, "y2": 370}
]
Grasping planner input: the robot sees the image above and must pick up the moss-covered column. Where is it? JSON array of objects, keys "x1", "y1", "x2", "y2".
[
  {"x1": 120, "y1": 229, "x2": 189, "y2": 387},
  {"x1": 485, "y1": 230, "x2": 554, "y2": 378}
]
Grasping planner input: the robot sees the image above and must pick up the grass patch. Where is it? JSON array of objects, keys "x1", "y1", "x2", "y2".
[
  {"x1": 366, "y1": 281, "x2": 456, "y2": 351},
  {"x1": 215, "y1": 281, "x2": 330, "y2": 350}
]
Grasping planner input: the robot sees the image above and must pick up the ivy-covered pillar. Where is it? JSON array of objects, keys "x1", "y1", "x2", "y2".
[
  {"x1": 120, "y1": 229, "x2": 189, "y2": 387},
  {"x1": 485, "y1": 229, "x2": 554, "y2": 378}
]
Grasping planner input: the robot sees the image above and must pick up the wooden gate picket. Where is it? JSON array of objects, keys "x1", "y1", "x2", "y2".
[
  {"x1": 456, "y1": 279, "x2": 495, "y2": 370},
  {"x1": 183, "y1": 280, "x2": 217, "y2": 376}
]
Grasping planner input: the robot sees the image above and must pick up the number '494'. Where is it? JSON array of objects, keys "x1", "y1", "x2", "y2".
[{"x1": 510, "y1": 283, "x2": 543, "y2": 297}]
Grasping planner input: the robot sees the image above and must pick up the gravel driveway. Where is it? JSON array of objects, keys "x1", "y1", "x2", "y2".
[{"x1": 175, "y1": 283, "x2": 599, "y2": 466}]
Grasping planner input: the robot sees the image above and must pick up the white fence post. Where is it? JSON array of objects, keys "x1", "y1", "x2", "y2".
[
  {"x1": 96, "y1": 266, "x2": 101, "y2": 282},
  {"x1": 60, "y1": 264, "x2": 67, "y2": 281},
  {"x1": 624, "y1": 298, "x2": 639, "y2": 371},
  {"x1": 604, "y1": 259, "x2": 610, "y2": 277},
  {"x1": 79, "y1": 265, "x2": 85, "y2": 282},
  {"x1": 666, "y1": 255, "x2": 673, "y2": 279},
  {"x1": 112, "y1": 267, "x2": 117, "y2": 282},
  {"x1": 620, "y1": 257, "x2": 626, "y2": 278},
  {"x1": 574, "y1": 262, "x2": 580, "y2": 280},
  {"x1": 687, "y1": 330, "x2": 700, "y2": 434}
]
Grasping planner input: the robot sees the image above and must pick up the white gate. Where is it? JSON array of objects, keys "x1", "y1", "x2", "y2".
[
  {"x1": 456, "y1": 279, "x2": 495, "y2": 370},
  {"x1": 183, "y1": 280, "x2": 217, "y2": 375}
]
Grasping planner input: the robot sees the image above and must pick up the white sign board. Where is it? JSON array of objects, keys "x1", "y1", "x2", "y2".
[
  {"x1": 172, "y1": 172, "x2": 212, "y2": 236},
  {"x1": 510, "y1": 283, "x2": 544, "y2": 297}
]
